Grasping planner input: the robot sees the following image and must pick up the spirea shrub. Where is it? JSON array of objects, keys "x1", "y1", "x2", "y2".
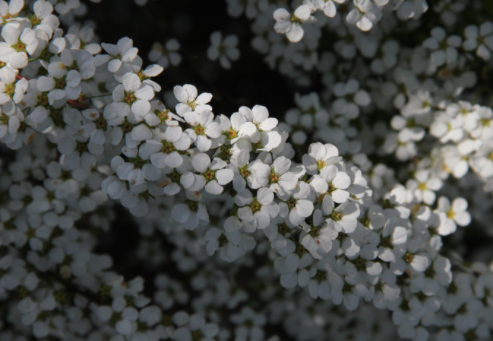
[{"x1": 1, "y1": 0, "x2": 493, "y2": 340}]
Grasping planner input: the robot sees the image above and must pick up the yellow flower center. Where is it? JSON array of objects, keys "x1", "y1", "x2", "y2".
[
  {"x1": 204, "y1": 169, "x2": 216, "y2": 182},
  {"x1": 161, "y1": 141, "x2": 175, "y2": 154},
  {"x1": 239, "y1": 165, "x2": 250, "y2": 178},
  {"x1": 124, "y1": 91, "x2": 136, "y2": 105},
  {"x1": 193, "y1": 124, "x2": 206, "y2": 136},
  {"x1": 157, "y1": 109, "x2": 170, "y2": 122},
  {"x1": 250, "y1": 198, "x2": 261, "y2": 213},
  {"x1": 269, "y1": 172, "x2": 279, "y2": 184},
  {"x1": 11, "y1": 42, "x2": 26, "y2": 53},
  {"x1": 187, "y1": 100, "x2": 197, "y2": 110},
  {"x1": 4, "y1": 83, "x2": 15, "y2": 97},
  {"x1": 224, "y1": 128, "x2": 238, "y2": 140}
]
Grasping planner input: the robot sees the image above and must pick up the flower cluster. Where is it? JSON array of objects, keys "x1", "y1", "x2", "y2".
[
  {"x1": 1, "y1": 0, "x2": 493, "y2": 341},
  {"x1": 273, "y1": 0, "x2": 428, "y2": 43}
]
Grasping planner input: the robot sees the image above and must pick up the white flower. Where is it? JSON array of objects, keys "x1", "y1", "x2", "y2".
[
  {"x1": 406, "y1": 170, "x2": 442, "y2": 205},
  {"x1": 300, "y1": 209, "x2": 338, "y2": 258},
  {"x1": 30, "y1": 0, "x2": 58, "y2": 37},
  {"x1": 391, "y1": 113, "x2": 426, "y2": 148},
  {"x1": 437, "y1": 145, "x2": 469, "y2": 179},
  {"x1": 382, "y1": 185, "x2": 412, "y2": 219},
  {"x1": 57, "y1": 136, "x2": 98, "y2": 172},
  {"x1": 307, "y1": 261, "x2": 339, "y2": 300},
  {"x1": 377, "y1": 218, "x2": 408, "y2": 263},
  {"x1": 310, "y1": 165, "x2": 352, "y2": 209},
  {"x1": 0, "y1": 66, "x2": 27, "y2": 104},
  {"x1": 346, "y1": 0, "x2": 382, "y2": 32},
  {"x1": 0, "y1": 0, "x2": 24, "y2": 25},
  {"x1": 136, "y1": 63, "x2": 163, "y2": 92},
  {"x1": 226, "y1": 0, "x2": 258, "y2": 18},
  {"x1": 423, "y1": 27, "x2": 461, "y2": 67},
  {"x1": 188, "y1": 153, "x2": 234, "y2": 195},
  {"x1": 392, "y1": 238, "x2": 430, "y2": 274},
  {"x1": 232, "y1": 153, "x2": 270, "y2": 192},
  {"x1": 0, "y1": 107, "x2": 29, "y2": 149},
  {"x1": 463, "y1": 22, "x2": 493, "y2": 60},
  {"x1": 324, "y1": 201, "x2": 360, "y2": 234},
  {"x1": 171, "y1": 198, "x2": 209, "y2": 230},
  {"x1": 174, "y1": 314, "x2": 219, "y2": 341},
  {"x1": 98, "y1": 37, "x2": 139, "y2": 73},
  {"x1": 401, "y1": 90, "x2": 434, "y2": 116},
  {"x1": 111, "y1": 72, "x2": 154, "y2": 117},
  {"x1": 430, "y1": 110, "x2": 464, "y2": 143},
  {"x1": 302, "y1": 142, "x2": 341, "y2": 175},
  {"x1": 184, "y1": 109, "x2": 221, "y2": 152},
  {"x1": 218, "y1": 112, "x2": 256, "y2": 144},
  {"x1": 148, "y1": 39, "x2": 181, "y2": 69},
  {"x1": 411, "y1": 256, "x2": 452, "y2": 295},
  {"x1": 371, "y1": 40, "x2": 399, "y2": 74},
  {"x1": 144, "y1": 100, "x2": 183, "y2": 127},
  {"x1": 235, "y1": 188, "x2": 279, "y2": 231},
  {"x1": 273, "y1": 5, "x2": 314, "y2": 43},
  {"x1": 207, "y1": 32, "x2": 240, "y2": 69},
  {"x1": 174, "y1": 84, "x2": 212, "y2": 116},
  {"x1": 0, "y1": 22, "x2": 38, "y2": 69},
  {"x1": 266, "y1": 156, "x2": 302, "y2": 195},
  {"x1": 470, "y1": 139, "x2": 493, "y2": 179},
  {"x1": 53, "y1": 0, "x2": 81, "y2": 15},
  {"x1": 239, "y1": 105, "x2": 282, "y2": 152},
  {"x1": 332, "y1": 79, "x2": 371, "y2": 119},
  {"x1": 278, "y1": 182, "x2": 314, "y2": 226},
  {"x1": 79, "y1": 109, "x2": 107, "y2": 151},
  {"x1": 230, "y1": 307, "x2": 266, "y2": 340},
  {"x1": 204, "y1": 227, "x2": 253, "y2": 262},
  {"x1": 111, "y1": 153, "x2": 159, "y2": 186},
  {"x1": 436, "y1": 197, "x2": 471, "y2": 235},
  {"x1": 37, "y1": 61, "x2": 82, "y2": 104},
  {"x1": 372, "y1": 269, "x2": 401, "y2": 309},
  {"x1": 312, "y1": 0, "x2": 338, "y2": 17},
  {"x1": 394, "y1": 0, "x2": 429, "y2": 20},
  {"x1": 276, "y1": 249, "x2": 312, "y2": 289},
  {"x1": 143, "y1": 126, "x2": 190, "y2": 169}
]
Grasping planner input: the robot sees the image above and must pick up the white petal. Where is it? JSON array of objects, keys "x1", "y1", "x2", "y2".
[
  {"x1": 216, "y1": 169, "x2": 234, "y2": 185},
  {"x1": 166, "y1": 152, "x2": 183, "y2": 168},
  {"x1": 205, "y1": 180, "x2": 223, "y2": 195},
  {"x1": 171, "y1": 204, "x2": 190, "y2": 223},
  {"x1": 297, "y1": 200, "x2": 314, "y2": 217},
  {"x1": 287, "y1": 24, "x2": 304, "y2": 43},
  {"x1": 294, "y1": 5, "x2": 311, "y2": 21},
  {"x1": 196, "y1": 93, "x2": 212, "y2": 105},
  {"x1": 392, "y1": 227, "x2": 407, "y2": 245},
  {"x1": 131, "y1": 100, "x2": 151, "y2": 116},
  {"x1": 192, "y1": 153, "x2": 211, "y2": 173}
]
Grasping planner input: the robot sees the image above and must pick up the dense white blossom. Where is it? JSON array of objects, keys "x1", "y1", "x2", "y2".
[{"x1": 0, "y1": 1, "x2": 492, "y2": 341}]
